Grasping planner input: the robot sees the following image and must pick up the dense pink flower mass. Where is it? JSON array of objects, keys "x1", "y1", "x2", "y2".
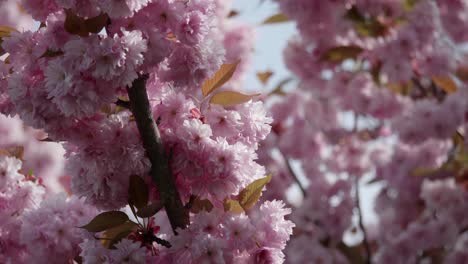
[
  {"x1": 3, "y1": 0, "x2": 468, "y2": 263},
  {"x1": 0, "y1": 0, "x2": 292, "y2": 263},
  {"x1": 256, "y1": 0, "x2": 468, "y2": 263}
]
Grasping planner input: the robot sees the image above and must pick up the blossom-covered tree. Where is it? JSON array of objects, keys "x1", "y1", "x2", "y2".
[
  {"x1": 3, "y1": 0, "x2": 468, "y2": 263},
  {"x1": 259, "y1": 0, "x2": 468, "y2": 263},
  {"x1": 0, "y1": 0, "x2": 293, "y2": 263}
]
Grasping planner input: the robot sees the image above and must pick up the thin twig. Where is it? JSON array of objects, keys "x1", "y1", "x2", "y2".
[
  {"x1": 126, "y1": 75, "x2": 189, "y2": 234},
  {"x1": 354, "y1": 176, "x2": 372, "y2": 264},
  {"x1": 280, "y1": 151, "x2": 307, "y2": 197}
]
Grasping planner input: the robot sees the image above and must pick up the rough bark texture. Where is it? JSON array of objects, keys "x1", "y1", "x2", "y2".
[{"x1": 126, "y1": 75, "x2": 189, "y2": 233}]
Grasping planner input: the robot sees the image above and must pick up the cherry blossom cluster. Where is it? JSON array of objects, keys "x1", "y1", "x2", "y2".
[
  {"x1": 0, "y1": 0, "x2": 293, "y2": 262},
  {"x1": 262, "y1": 0, "x2": 468, "y2": 263},
  {"x1": 0, "y1": 112, "x2": 99, "y2": 263}
]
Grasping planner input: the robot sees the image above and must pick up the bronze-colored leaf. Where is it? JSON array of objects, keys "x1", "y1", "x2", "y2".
[
  {"x1": 262, "y1": 13, "x2": 289, "y2": 24},
  {"x1": 0, "y1": 26, "x2": 17, "y2": 55},
  {"x1": 238, "y1": 175, "x2": 272, "y2": 211},
  {"x1": 80, "y1": 211, "x2": 129, "y2": 232},
  {"x1": 107, "y1": 229, "x2": 134, "y2": 249},
  {"x1": 100, "y1": 221, "x2": 138, "y2": 249},
  {"x1": 432, "y1": 76, "x2": 458, "y2": 94},
  {"x1": 136, "y1": 201, "x2": 164, "y2": 218},
  {"x1": 227, "y1": 10, "x2": 239, "y2": 18},
  {"x1": 202, "y1": 60, "x2": 240, "y2": 96},
  {"x1": 190, "y1": 197, "x2": 214, "y2": 213},
  {"x1": 0, "y1": 26, "x2": 16, "y2": 38},
  {"x1": 40, "y1": 49, "x2": 64, "y2": 59},
  {"x1": 84, "y1": 13, "x2": 110, "y2": 34},
  {"x1": 128, "y1": 175, "x2": 149, "y2": 210},
  {"x1": 386, "y1": 81, "x2": 413, "y2": 96},
  {"x1": 166, "y1": 32, "x2": 177, "y2": 42},
  {"x1": 269, "y1": 77, "x2": 293, "y2": 96},
  {"x1": 456, "y1": 67, "x2": 468, "y2": 81},
  {"x1": 321, "y1": 45, "x2": 364, "y2": 63},
  {"x1": 344, "y1": 6, "x2": 387, "y2": 37},
  {"x1": 223, "y1": 199, "x2": 245, "y2": 214},
  {"x1": 256, "y1": 71, "x2": 273, "y2": 85},
  {"x1": 336, "y1": 241, "x2": 365, "y2": 264},
  {"x1": 0, "y1": 146, "x2": 25, "y2": 160},
  {"x1": 210, "y1": 91, "x2": 260, "y2": 107},
  {"x1": 403, "y1": 0, "x2": 421, "y2": 11},
  {"x1": 370, "y1": 61, "x2": 382, "y2": 85}
]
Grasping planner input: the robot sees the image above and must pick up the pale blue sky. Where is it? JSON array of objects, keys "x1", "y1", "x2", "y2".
[{"x1": 231, "y1": 0, "x2": 295, "y2": 91}]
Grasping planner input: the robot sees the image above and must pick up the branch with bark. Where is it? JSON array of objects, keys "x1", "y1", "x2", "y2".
[{"x1": 126, "y1": 75, "x2": 189, "y2": 233}]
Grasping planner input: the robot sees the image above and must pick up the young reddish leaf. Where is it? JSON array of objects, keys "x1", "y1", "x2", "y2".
[
  {"x1": 84, "y1": 13, "x2": 110, "y2": 34},
  {"x1": 190, "y1": 197, "x2": 214, "y2": 213},
  {"x1": 223, "y1": 199, "x2": 245, "y2": 214},
  {"x1": 64, "y1": 9, "x2": 88, "y2": 37},
  {"x1": 202, "y1": 60, "x2": 240, "y2": 97},
  {"x1": 128, "y1": 175, "x2": 149, "y2": 210},
  {"x1": 136, "y1": 201, "x2": 164, "y2": 218},
  {"x1": 262, "y1": 13, "x2": 289, "y2": 24},
  {"x1": 209, "y1": 91, "x2": 260, "y2": 107},
  {"x1": 432, "y1": 76, "x2": 458, "y2": 94},
  {"x1": 256, "y1": 71, "x2": 273, "y2": 85},
  {"x1": 80, "y1": 211, "x2": 129, "y2": 232},
  {"x1": 100, "y1": 221, "x2": 138, "y2": 249},
  {"x1": 321, "y1": 45, "x2": 364, "y2": 63},
  {"x1": 238, "y1": 175, "x2": 272, "y2": 211}
]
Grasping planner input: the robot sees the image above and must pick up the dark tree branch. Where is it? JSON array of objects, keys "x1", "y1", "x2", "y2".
[
  {"x1": 354, "y1": 176, "x2": 372, "y2": 264},
  {"x1": 126, "y1": 75, "x2": 189, "y2": 234}
]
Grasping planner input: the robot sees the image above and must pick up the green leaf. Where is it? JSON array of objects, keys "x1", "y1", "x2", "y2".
[
  {"x1": 190, "y1": 197, "x2": 214, "y2": 214},
  {"x1": 80, "y1": 211, "x2": 129, "y2": 232},
  {"x1": 128, "y1": 175, "x2": 149, "y2": 210},
  {"x1": 210, "y1": 91, "x2": 260, "y2": 107},
  {"x1": 321, "y1": 45, "x2": 364, "y2": 63},
  {"x1": 223, "y1": 199, "x2": 245, "y2": 214},
  {"x1": 238, "y1": 175, "x2": 272, "y2": 211},
  {"x1": 262, "y1": 13, "x2": 289, "y2": 24},
  {"x1": 202, "y1": 61, "x2": 240, "y2": 97},
  {"x1": 136, "y1": 201, "x2": 164, "y2": 218}
]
